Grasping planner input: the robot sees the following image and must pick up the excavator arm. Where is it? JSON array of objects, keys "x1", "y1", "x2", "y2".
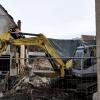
[
  {"x1": 0, "y1": 32, "x2": 74, "y2": 77},
  {"x1": 9, "y1": 33, "x2": 66, "y2": 77},
  {"x1": 0, "y1": 32, "x2": 67, "y2": 77}
]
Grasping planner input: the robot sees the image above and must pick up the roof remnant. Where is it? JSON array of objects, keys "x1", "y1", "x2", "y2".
[{"x1": 0, "y1": 4, "x2": 16, "y2": 26}]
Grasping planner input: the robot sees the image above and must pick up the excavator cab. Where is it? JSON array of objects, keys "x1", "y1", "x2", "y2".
[{"x1": 72, "y1": 45, "x2": 96, "y2": 77}]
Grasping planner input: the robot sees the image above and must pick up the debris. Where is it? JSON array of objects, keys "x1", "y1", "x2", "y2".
[
  {"x1": 93, "y1": 92, "x2": 97, "y2": 100},
  {"x1": 0, "y1": 92, "x2": 3, "y2": 97}
]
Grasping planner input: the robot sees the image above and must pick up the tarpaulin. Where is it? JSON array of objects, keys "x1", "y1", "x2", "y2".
[{"x1": 49, "y1": 39, "x2": 96, "y2": 58}]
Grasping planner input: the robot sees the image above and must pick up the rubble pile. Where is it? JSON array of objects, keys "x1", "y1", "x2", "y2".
[
  {"x1": 0, "y1": 66, "x2": 72, "y2": 100},
  {"x1": 0, "y1": 73, "x2": 70, "y2": 100},
  {"x1": 0, "y1": 68, "x2": 86, "y2": 100},
  {"x1": 31, "y1": 58, "x2": 52, "y2": 70},
  {"x1": 14, "y1": 75, "x2": 50, "y2": 89},
  {"x1": 2, "y1": 88, "x2": 69, "y2": 100}
]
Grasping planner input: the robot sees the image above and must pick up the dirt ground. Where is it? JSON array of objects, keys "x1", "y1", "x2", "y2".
[{"x1": 0, "y1": 87, "x2": 92, "y2": 100}]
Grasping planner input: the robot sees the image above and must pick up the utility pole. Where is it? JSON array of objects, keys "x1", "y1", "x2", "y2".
[{"x1": 96, "y1": 0, "x2": 100, "y2": 99}]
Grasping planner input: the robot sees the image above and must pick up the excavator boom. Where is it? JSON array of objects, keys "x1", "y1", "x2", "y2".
[{"x1": 0, "y1": 32, "x2": 67, "y2": 77}]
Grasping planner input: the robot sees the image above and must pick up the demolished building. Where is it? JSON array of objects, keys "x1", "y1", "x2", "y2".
[{"x1": 0, "y1": 4, "x2": 16, "y2": 76}]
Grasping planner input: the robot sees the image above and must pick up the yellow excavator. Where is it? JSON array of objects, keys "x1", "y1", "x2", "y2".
[
  {"x1": 0, "y1": 32, "x2": 97, "y2": 96},
  {"x1": 0, "y1": 32, "x2": 73, "y2": 77}
]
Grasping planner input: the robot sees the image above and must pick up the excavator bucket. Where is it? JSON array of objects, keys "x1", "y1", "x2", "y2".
[{"x1": 66, "y1": 59, "x2": 73, "y2": 69}]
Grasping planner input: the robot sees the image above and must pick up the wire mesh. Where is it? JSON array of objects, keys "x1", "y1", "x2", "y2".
[{"x1": 0, "y1": 55, "x2": 97, "y2": 100}]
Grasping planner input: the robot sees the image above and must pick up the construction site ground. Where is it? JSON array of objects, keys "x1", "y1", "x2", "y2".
[
  {"x1": 0, "y1": 75, "x2": 93, "y2": 100},
  {"x1": 0, "y1": 58, "x2": 95, "y2": 100},
  {"x1": 0, "y1": 87, "x2": 92, "y2": 100}
]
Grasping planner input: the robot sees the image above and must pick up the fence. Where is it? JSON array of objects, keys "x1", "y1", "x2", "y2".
[{"x1": 0, "y1": 55, "x2": 97, "y2": 100}]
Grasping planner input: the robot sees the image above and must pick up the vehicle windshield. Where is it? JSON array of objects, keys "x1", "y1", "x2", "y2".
[
  {"x1": 74, "y1": 47, "x2": 96, "y2": 70},
  {"x1": 74, "y1": 49, "x2": 84, "y2": 69}
]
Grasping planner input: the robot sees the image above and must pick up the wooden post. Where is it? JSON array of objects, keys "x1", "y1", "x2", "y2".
[
  {"x1": 20, "y1": 45, "x2": 25, "y2": 66},
  {"x1": 17, "y1": 20, "x2": 25, "y2": 66}
]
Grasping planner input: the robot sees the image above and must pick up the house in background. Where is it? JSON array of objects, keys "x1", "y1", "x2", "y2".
[{"x1": 81, "y1": 35, "x2": 96, "y2": 41}]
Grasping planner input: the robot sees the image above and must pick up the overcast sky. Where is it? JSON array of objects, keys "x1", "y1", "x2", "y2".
[{"x1": 0, "y1": 0, "x2": 96, "y2": 39}]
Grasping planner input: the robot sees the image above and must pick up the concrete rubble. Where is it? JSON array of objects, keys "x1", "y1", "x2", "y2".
[
  {"x1": 0, "y1": 66, "x2": 90, "y2": 100},
  {"x1": 0, "y1": 67, "x2": 70, "y2": 100},
  {"x1": 30, "y1": 58, "x2": 52, "y2": 70}
]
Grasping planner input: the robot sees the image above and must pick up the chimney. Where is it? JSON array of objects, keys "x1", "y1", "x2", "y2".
[
  {"x1": 17, "y1": 20, "x2": 21, "y2": 30},
  {"x1": 17, "y1": 20, "x2": 25, "y2": 66}
]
